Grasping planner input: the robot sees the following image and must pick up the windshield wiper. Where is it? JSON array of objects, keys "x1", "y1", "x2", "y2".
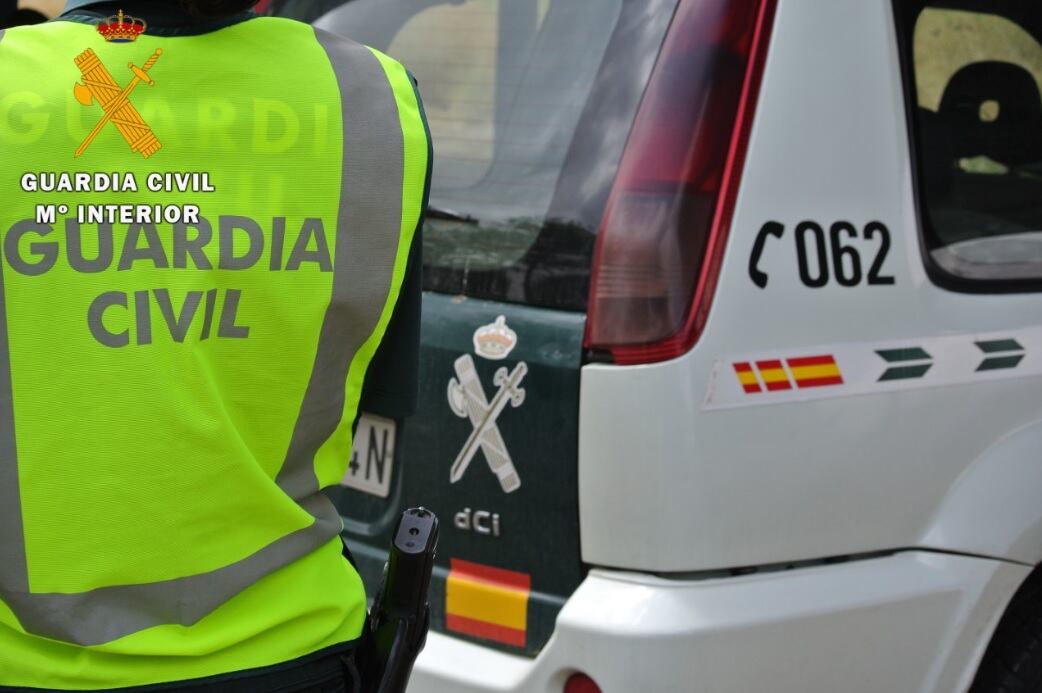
[{"x1": 425, "y1": 205, "x2": 478, "y2": 225}]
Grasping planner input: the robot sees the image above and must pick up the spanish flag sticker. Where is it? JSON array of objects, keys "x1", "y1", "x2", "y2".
[
  {"x1": 732, "y1": 362, "x2": 761, "y2": 393},
  {"x1": 446, "y1": 559, "x2": 530, "y2": 647},
  {"x1": 730, "y1": 354, "x2": 844, "y2": 394},
  {"x1": 787, "y1": 355, "x2": 843, "y2": 388}
]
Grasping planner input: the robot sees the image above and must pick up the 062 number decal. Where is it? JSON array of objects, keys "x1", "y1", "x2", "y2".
[{"x1": 749, "y1": 220, "x2": 895, "y2": 289}]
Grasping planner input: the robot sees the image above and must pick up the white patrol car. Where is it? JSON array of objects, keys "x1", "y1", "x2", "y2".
[{"x1": 273, "y1": 0, "x2": 1042, "y2": 690}]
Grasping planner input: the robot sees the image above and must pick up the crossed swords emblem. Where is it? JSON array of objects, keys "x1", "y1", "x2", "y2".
[
  {"x1": 447, "y1": 354, "x2": 526, "y2": 493},
  {"x1": 73, "y1": 48, "x2": 163, "y2": 158}
]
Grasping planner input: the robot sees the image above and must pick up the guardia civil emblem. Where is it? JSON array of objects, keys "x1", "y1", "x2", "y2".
[
  {"x1": 447, "y1": 316, "x2": 526, "y2": 494},
  {"x1": 73, "y1": 11, "x2": 162, "y2": 158}
]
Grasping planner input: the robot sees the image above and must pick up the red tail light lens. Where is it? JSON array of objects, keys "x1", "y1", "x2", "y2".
[
  {"x1": 585, "y1": 0, "x2": 777, "y2": 364},
  {"x1": 564, "y1": 672, "x2": 602, "y2": 693}
]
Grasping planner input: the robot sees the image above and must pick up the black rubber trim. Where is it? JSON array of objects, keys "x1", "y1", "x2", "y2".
[
  {"x1": 889, "y1": 0, "x2": 1042, "y2": 295},
  {"x1": 629, "y1": 546, "x2": 1029, "y2": 582}
]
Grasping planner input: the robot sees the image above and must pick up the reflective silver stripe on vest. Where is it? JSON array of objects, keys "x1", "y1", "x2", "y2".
[
  {"x1": 278, "y1": 30, "x2": 405, "y2": 502},
  {"x1": 3, "y1": 495, "x2": 342, "y2": 644},
  {"x1": 0, "y1": 27, "x2": 32, "y2": 608},
  {"x1": 0, "y1": 30, "x2": 406, "y2": 646}
]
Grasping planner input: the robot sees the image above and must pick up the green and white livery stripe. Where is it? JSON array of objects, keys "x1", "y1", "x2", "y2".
[{"x1": 704, "y1": 326, "x2": 1042, "y2": 410}]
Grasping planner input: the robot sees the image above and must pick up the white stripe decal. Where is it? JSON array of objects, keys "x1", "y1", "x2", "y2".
[{"x1": 703, "y1": 327, "x2": 1042, "y2": 410}]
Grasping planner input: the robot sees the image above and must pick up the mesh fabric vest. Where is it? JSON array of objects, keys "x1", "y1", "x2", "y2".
[{"x1": 0, "y1": 15, "x2": 429, "y2": 689}]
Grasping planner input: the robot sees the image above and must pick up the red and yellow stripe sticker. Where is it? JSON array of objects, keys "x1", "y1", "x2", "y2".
[
  {"x1": 787, "y1": 355, "x2": 843, "y2": 388},
  {"x1": 730, "y1": 354, "x2": 843, "y2": 394},
  {"x1": 755, "y1": 359, "x2": 792, "y2": 391},
  {"x1": 732, "y1": 362, "x2": 760, "y2": 393},
  {"x1": 445, "y1": 559, "x2": 530, "y2": 647}
]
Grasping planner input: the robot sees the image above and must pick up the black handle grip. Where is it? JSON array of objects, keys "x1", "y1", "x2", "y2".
[{"x1": 363, "y1": 508, "x2": 439, "y2": 693}]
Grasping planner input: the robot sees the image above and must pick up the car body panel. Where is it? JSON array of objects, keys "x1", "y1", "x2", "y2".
[
  {"x1": 578, "y1": 0, "x2": 1042, "y2": 572},
  {"x1": 409, "y1": 552, "x2": 1029, "y2": 693},
  {"x1": 921, "y1": 419, "x2": 1042, "y2": 565}
]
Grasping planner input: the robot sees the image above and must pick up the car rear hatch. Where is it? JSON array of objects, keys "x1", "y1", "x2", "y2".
[{"x1": 270, "y1": 0, "x2": 678, "y2": 656}]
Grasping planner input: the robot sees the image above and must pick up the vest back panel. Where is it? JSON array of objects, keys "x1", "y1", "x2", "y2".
[{"x1": 0, "y1": 14, "x2": 429, "y2": 688}]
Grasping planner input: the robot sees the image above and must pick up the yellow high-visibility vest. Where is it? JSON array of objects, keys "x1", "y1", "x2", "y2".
[{"x1": 0, "y1": 13, "x2": 429, "y2": 689}]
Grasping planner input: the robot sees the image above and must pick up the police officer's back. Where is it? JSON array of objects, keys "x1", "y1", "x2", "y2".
[{"x1": 0, "y1": 0, "x2": 430, "y2": 689}]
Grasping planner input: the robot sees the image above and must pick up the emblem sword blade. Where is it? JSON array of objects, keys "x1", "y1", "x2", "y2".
[{"x1": 449, "y1": 360, "x2": 528, "y2": 484}]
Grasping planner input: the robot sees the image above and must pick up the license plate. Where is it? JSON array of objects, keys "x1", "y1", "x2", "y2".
[{"x1": 339, "y1": 413, "x2": 396, "y2": 498}]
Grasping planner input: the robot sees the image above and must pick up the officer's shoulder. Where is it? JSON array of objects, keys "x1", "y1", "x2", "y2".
[
  {"x1": 308, "y1": 24, "x2": 406, "y2": 72},
  {"x1": 245, "y1": 16, "x2": 370, "y2": 54}
]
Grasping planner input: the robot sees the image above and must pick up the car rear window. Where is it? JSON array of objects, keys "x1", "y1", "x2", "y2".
[
  {"x1": 896, "y1": 1, "x2": 1042, "y2": 287},
  {"x1": 273, "y1": 0, "x2": 676, "y2": 310}
]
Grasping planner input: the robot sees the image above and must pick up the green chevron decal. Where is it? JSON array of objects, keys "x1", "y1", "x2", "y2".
[{"x1": 975, "y1": 339, "x2": 1025, "y2": 372}]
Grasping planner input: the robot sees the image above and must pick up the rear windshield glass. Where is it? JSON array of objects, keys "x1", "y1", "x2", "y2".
[
  {"x1": 897, "y1": 1, "x2": 1042, "y2": 285},
  {"x1": 273, "y1": 0, "x2": 673, "y2": 310}
]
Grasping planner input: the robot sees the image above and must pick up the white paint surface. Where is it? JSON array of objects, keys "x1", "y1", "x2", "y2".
[{"x1": 410, "y1": 553, "x2": 1029, "y2": 693}]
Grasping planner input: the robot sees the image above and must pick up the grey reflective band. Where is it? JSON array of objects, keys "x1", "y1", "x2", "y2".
[
  {"x1": 0, "y1": 29, "x2": 407, "y2": 646},
  {"x1": 277, "y1": 30, "x2": 405, "y2": 502},
  {"x1": 0, "y1": 26, "x2": 31, "y2": 610},
  {"x1": 4, "y1": 495, "x2": 342, "y2": 644}
]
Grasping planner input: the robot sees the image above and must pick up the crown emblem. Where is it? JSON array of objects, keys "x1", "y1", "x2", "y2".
[
  {"x1": 473, "y1": 316, "x2": 518, "y2": 361},
  {"x1": 97, "y1": 10, "x2": 147, "y2": 42}
]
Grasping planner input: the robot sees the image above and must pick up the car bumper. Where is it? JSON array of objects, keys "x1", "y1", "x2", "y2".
[{"x1": 407, "y1": 551, "x2": 1028, "y2": 693}]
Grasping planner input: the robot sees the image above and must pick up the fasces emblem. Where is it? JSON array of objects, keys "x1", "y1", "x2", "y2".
[
  {"x1": 73, "y1": 47, "x2": 163, "y2": 158},
  {"x1": 447, "y1": 355, "x2": 526, "y2": 493}
]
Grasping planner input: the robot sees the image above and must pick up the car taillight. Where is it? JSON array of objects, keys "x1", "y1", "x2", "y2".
[
  {"x1": 584, "y1": 0, "x2": 777, "y2": 364},
  {"x1": 564, "y1": 672, "x2": 602, "y2": 693}
]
